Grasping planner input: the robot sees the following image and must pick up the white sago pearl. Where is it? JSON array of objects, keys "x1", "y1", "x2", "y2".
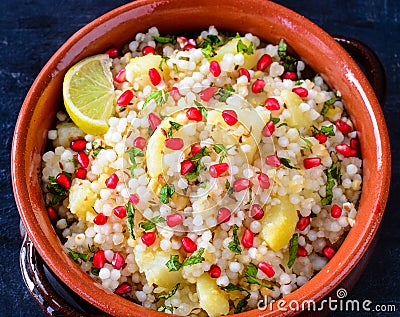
[
  {"x1": 193, "y1": 214, "x2": 203, "y2": 226},
  {"x1": 102, "y1": 204, "x2": 113, "y2": 217},
  {"x1": 279, "y1": 273, "x2": 291, "y2": 285},
  {"x1": 216, "y1": 275, "x2": 230, "y2": 287},
  {"x1": 109, "y1": 117, "x2": 119, "y2": 127},
  {"x1": 229, "y1": 262, "x2": 241, "y2": 273},
  {"x1": 56, "y1": 219, "x2": 67, "y2": 230},
  {"x1": 85, "y1": 227, "x2": 96, "y2": 238},
  {"x1": 234, "y1": 53, "x2": 244, "y2": 65},
  {"x1": 243, "y1": 168, "x2": 255, "y2": 178},
  {"x1": 248, "y1": 247, "x2": 258, "y2": 259},
  {"x1": 135, "y1": 291, "x2": 147, "y2": 302},
  {"x1": 106, "y1": 150, "x2": 117, "y2": 162},
  {"x1": 160, "y1": 239, "x2": 172, "y2": 251},
  {"x1": 94, "y1": 233, "x2": 105, "y2": 244},
  {"x1": 104, "y1": 250, "x2": 114, "y2": 262},
  {"x1": 250, "y1": 221, "x2": 261, "y2": 233},
  {"x1": 110, "y1": 269, "x2": 121, "y2": 281},
  {"x1": 47, "y1": 130, "x2": 57, "y2": 140},
  {"x1": 102, "y1": 279, "x2": 112, "y2": 289},
  {"x1": 299, "y1": 102, "x2": 311, "y2": 112},
  {"x1": 74, "y1": 233, "x2": 86, "y2": 246},
  {"x1": 100, "y1": 189, "x2": 111, "y2": 199},
  {"x1": 278, "y1": 136, "x2": 289, "y2": 147},
  {"x1": 280, "y1": 284, "x2": 292, "y2": 295},
  {"x1": 346, "y1": 164, "x2": 358, "y2": 176},
  {"x1": 99, "y1": 267, "x2": 111, "y2": 280},
  {"x1": 113, "y1": 233, "x2": 124, "y2": 245}
]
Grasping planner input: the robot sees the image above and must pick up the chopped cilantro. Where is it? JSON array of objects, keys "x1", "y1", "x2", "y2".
[
  {"x1": 127, "y1": 147, "x2": 144, "y2": 176},
  {"x1": 300, "y1": 137, "x2": 313, "y2": 150},
  {"x1": 167, "y1": 121, "x2": 182, "y2": 138},
  {"x1": 126, "y1": 201, "x2": 136, "y2": 240},
  {"x1": 157, "y1": 305, "x2": 174, "y2": 313},
  {"x1": 93, "y1": 146, "x2": 104, "y2": 157},
  {"x1": 200, "y1": 183, "x2": 207, "y2": 189},
  {"x1": 166, "y1": 255, "x2": 182, "y2": 271},
  {"x1": 160, "y1": 183, "x2": 175, "y2": 204},
  {"x1": 213, "y1": 86, "x2": 235, "y2": 102},
  {"x1": 157, "y1": 283, "x2": 180, "y2": 300},
  {"x1": 67, "y1": 248, "x2": 88, "y2": 263},
  {"x1": 320, "y1": 125, "x2": 335, "y2": 136},
  {"x1": 279, "y1": 157, "x2": 299, "y2": 170},
  {"x1": 225, "y1": 179, "x2": 231, "y2": 190},
  {"x1": 166, "y1": 248, "x2": 205, "y2": 271},
  {"x1": 277, "y1": 39, "x2": 298, "y2": 72},
  {"x1": 213, "y1": 143, "x2": 237, "y2": 163},
  {"x1": 197, "y1": 34, "x2": 223, "y2": 59},
  {"x1": 185, "y1": 146, "x2": 210, "y2": 181},
  {"x1": 321, "y1": 97, "x2": 340, "y2": 115},
  {"x1": 139, "y1": 216, "x2": 165, "y2": 231},
  {"x1": 220, "y1": 283, "x2": 251, "y2": 313},
  {"x1": 276, "y1": 122, "x2": 288, "y2": 128},
  {"x1": 220, "y1": 283, "x2": 248, "y2": 293},
  {"x1": 322, "y1": 157, "x2": 342, "y2": 205},
  {"x1": 245, "y1": 263, "x2": 273, "y2": 289},
  {"x1": 288, "y1": 233, "x2": 299, "y2": 268},
  {"x1": 90, "y1": 267, "x2": 100, "y2": 276},
  {"x1": 47, "y1": 175, "x2": 68, "y2": 206},
  {"x1": 143, "y1": 89, "x2": 168, "y2": 108},
  {"x1": 152, "y1": 35, "x2": 176, "y2": 44},
  {"x1": 188, "y1": 146, "x2": 210, "y2": 161},
  {"x1": 269, "y1": 114, "x2": 280, "y2": 125},
  {"x1": 245, "y1": 188, "x2": 253, "y2": 205},
  {"x1": 228, "y1": 225, "x2": 242, "y2": 254},
  {"x1": 237, "y1": 39, "x2": 254, "y2": 55},
  {"x1": 194, "y1": 100, "x2": 208, "y2": 119},
  {"x1": 158, "y1": 56, "x2": 170, "y2": 71},
  {"x1": 235, "y1": 293, "x2": 251, "y2": 313}
]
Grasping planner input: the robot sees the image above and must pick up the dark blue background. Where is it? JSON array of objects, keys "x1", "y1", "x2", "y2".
[{"x1": 1, "y1": 1, "x2": 398, "y2": 316}]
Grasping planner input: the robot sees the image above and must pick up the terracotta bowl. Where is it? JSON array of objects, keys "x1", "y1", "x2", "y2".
[{"x1": 12, "y1": 0, "x2": 390, "y2": 316}]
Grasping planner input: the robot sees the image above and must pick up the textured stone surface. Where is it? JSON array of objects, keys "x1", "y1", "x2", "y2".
[{"x1": 1, "y1": 0, "x2": 398, "y2": 316}]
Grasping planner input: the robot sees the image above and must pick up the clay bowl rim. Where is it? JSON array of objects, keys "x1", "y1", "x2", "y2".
[{"x1": 12, "y1": 0, "x2": 391, "y2": 316}]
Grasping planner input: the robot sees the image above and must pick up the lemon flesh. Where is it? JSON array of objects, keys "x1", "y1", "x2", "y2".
[{"x1": 63, "y1": 54, "x2": 115, "y2": 135}]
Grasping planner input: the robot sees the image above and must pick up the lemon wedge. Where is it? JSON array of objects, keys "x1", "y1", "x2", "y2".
[{"x1": 63, "y1": 54, "x2": 115, "y2": 135}]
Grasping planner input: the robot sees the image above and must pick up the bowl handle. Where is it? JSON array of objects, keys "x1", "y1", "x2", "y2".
[
  {"x1": 334, "y1": 35, "x2": 386, "y2": 106},
  {"x1": 19, "y1": 222, "x2": 107, "y2": 317}
]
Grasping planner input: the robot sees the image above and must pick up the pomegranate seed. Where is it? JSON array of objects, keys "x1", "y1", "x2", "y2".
[
  {"x1": 238, "y1": 68, "x2": 251, "y2": 81},
  {"x1": 142, "y1": 45, "x2": 155, "y2": 55},
  {"x1": 258, "y1": 173, "x2": 270, "y2": 189},
  {"x1": 257, "y1": 262, "x2": 275, "y2": 278},
  {"x1": 264, "y1": 98, "x2": 280, "y2": 111},
  {"x1": 200, "y1": 86, "x2": 218, "y2": 102},
  {"x1": 252, "y1": 79, "x2": 265, "y2": 93},
  {"x1": 105, "y1": 173, "x2": 119, "y2": 189},
  {"x1": 141, "y1": 232, "x2": 156, "y2": 246},
  {"x1": 170, "y1": 87, "x2": 181, "y2": 102},
  {"x1": 283, "y1": 71, "x2": 297, "y2": 80},
  {"x1": 257, "y1": 54, "x2": 273, "y2": 71},
  {"x1": 148, "y1": 113, "x2": 162, "y2": 130},
  {"x1": 180, "y1": 160, "x2": 195, "y2": 175},
  {"x1": 233, "y1": 178, "x2": 251, "y2": 192},
  {"x1": 297, "y1": 216, "x2": 310, "y2": 231},
  {"x1": 209, "y1": 264, "x2": 221, "y2": 278},
  {"x1": 209, "y1": 61, "x2": 221, "y2": 77},
  {"x1": 129, "y1": 194, "x2": 140, "y2": 205},
  {"x1": 117, "y1": 90, "x2": 134, "y2": 106},
  {"x1": 165, "y1": 138, "x2": 184, "y2": 150},
  {"x1": 93, "y1": 213, "x2": 108, "y2": 225},
  {"x1": 262, "y1": 121, "x2": 275, "y2": 137},
  {"x1": 250, "y1": 204, "x2": 264, "y2": 220},
  {"x1": 241, "y1": 228, "x2": 254, "y2": 248},
  {"x1": 335, "y1": 119, "x2": 352, "y2": 134},
  {"x1": 315, "y1": 133, "x2": 327, "y2": 144},
  {"x1": 331, "y1": 204, "x2": 342, "y2": 218},
  {"x1": 104, "y1": 47, "x2": 119, "y2": 58},
  {"x1": 303, "y1": 157, "x2": 321, "y2": 169},
  {"x1": 56, "y1": 173, "x2": 71, "y2": 190},
  {"x1": 114, "y1": 68, "x2": 126, "y2": 83},
  {"x1": 187, "y1": 38, "x2": 196, "y2": 46},
  {"x1": 217, "y1": 207, "x2": 231, "y2": 223},
  {"x1": 292, "y1": 87, "x2": 308, "y2": 98},
  {"x1": 182, "y1": 237, "x2": 197, "y2": 253},
  {"x1": 166, "y1": 213, "x2": 183, "y2": 227},
  {"x1": 75, "y1": 167, "x2": 87, "y2": 179},
  {"x1": 113, "y1": 206, "x2": 127, "y2": 218},
  {"x1": 133, "y1": 136, "x2": 146, "y2": 150},
  {"x1": 149, "y1": 68, "x2": 162, "y2": 86},
  {"x1": 336, "y1": 144, "x2": 357, "y2": 157},
  {"x1": 350, "y1": 138, "x2": 359, "y2": 151},
  {"x1": 70, "y1": 139, "x2": 87, "y2": 152},
  {"x1": 209, "y1": 163, "x2": 229, "y2": 178},
  {"x1": 222, "y1": 110, "x2": 238, "y2": 126},
  {"x1": 183, "y1": 44, "x2": 196, "y2": 50},
  {"x1": 186, "y1": 107, "x2": 203, "y2": 121},
  {"x1": 112, "y1": 251, "x2": 125, "y2": 269},
  {"x1": 76, "y1": 151, "x2": 89, "y2": 168},
  {"x1": 323, "y1": 246, "x2": 335, "y2": 259},
  {"x1": 177, "y1": 36, "x2": 188, "y2": 47},
  {"x1": 47, "y1": 206, "x2": 57, "y2": 222},
  {"x1": 93, "y1": 250, "x2": 105, "y2": 269},
  {"x1": 297, "y1": 246, "x2": 308, "y2": 257},
  {"x1": 191, "y1": 143, "x2": 202, "y2": 155},
  {"x1": 115, "y1": 282, "x2": 132, "y2": 295},
  {"x1": 265, "y1": 155, "x2": 281, "y2": 167}
]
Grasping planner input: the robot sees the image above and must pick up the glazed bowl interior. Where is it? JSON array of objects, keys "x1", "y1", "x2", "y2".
[{"x1": 12, "y1": 0, "x2": 390, "y2": 316}]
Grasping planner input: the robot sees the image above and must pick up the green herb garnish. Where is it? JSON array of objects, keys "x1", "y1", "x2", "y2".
[
  {"x1": 213, "y1": 143, "x2": 237, "y2": 163},
  {"x1": 185, "y1": 146, "x2": 210, "y2": 180},
  {"x1": 127, "y1": 147, "x2": 144, "y2": 176},
  {"x1": 300, "y1": 137, "x2": 313, "y2": 150},
  {"x1": 143, "y1": 89, "x2": 169, "y2": 108},
  {"x1": 245, "y1": 188, "x2": 253, "y2": 205},
  {"x1": 157, "y1": 305, "x2": 174, "y2": 313},
  {"x1": 157, "y1": 283, "x2": 180, "y2": 300},
  {"x1": 269, "y1": 114, "x2": 280, "y2": 125},
  {"x1": 213, "y1": 86, "x2": 235, "y2": 102},
  {"x1": 160, "y1": 183, "x2": 175, "y2": 204},
  {"x1": 194, "y1": 100, "x2": 208, "y2": 119},
  {"x1": 158, "y1": 56, "x2": 170, "y2": 71},
  {"x1": 321, "y1": 157, "x2": 342, "y2": 205},
  {"x1": 235, "y1": 293, "x2": 251, "y2": 313},
  {"x1": 67, "y1": 248, "x2": 89, "y2": 263},
  {"x1": 47, "y1": 175, "x2": 68, "y2": 206},
  {"x1": 153, "y1": 35, "x2": 176, "y2": 44},
  {"x1": 90, "y1": 267, "x2": 100, "y2": 276},
  {"x1": 166, "y1": 255, "x2": 182, "y2": 271},
  {"x1": 279, "y1": 157, "x2": 299, "y2": 170},
  {"x1": 228, "y1": 225, "x2": 242, "y2": 255},
  {"x1": 278, "y1": 39, "x2": 298, "y2": 72},
  {"x1": 237, "y1": 39, "x2": 254, "y2": 55},
  {"x1": 321, "y1": 97, "x2": 340, "y2": 115},
  {"x1": 166, "y1": 248, "x2": 205, "y2": 271},
  {"x1": 198, "y1": 34, "x2": 223, "y2": 59},
  {"x1": 245, "y1": 263, "x2": 273, "y2": 289},
  {"x1": 126, "y1": 201, "x2": 136, "y2": 240},
  {"x1": 139, "y1": 216, "x2": 165, "y2": 231},
  {"x1": 167, "y1": 121, "x2": 182, "y2": 138},
  {"x1": 220, "y1": 283, "x2": 251, "y2": 313},
  {"x1": 288, "y1": 233, "x2": 299, "y2": 268}
]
